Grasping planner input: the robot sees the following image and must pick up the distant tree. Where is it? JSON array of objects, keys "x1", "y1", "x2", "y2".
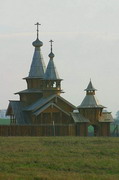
[
  {"x1": 116, "y1": 111, "x2": 119, "y2": 120},
  {"x1": 114, "y1": 111, "x2": 119, "y2": 124}
]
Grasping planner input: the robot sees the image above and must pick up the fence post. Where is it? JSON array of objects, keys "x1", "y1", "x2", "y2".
[{"x1": 53, "y1": 121, "x2": 55, "y2": 136}]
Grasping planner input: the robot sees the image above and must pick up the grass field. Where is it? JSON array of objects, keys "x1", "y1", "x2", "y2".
[
  {"x1": 0, "y1": 137, "x2": 119, "y2": 180},
  {"x1": 0, "y1": 119, "x2": 10, "y2": 125}
]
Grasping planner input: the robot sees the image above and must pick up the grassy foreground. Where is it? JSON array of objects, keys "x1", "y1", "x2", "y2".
[{"x1": 0, "y1": 137, "x2": 119, "y2": 180}]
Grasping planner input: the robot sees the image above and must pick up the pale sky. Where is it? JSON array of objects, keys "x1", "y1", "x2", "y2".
[{"x1": 0, "y1": 0, "x2": 119, "y2": 117}]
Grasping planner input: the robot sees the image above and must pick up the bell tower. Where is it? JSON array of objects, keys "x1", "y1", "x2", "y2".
[
  {"x1": 16, "y1": 23, "x2": 46, "y2": 106},
  {"x1": 42, "y1": 40, "x2": 63, "y2": 97},
  {"x1": 78, "y1": 80, "x2": 104, "y2": 125}
]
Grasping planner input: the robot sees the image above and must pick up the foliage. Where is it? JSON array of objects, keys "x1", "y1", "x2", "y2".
[
  {"x1": 0, "y1": 137, "x2": 119, "y2": 180},
  {"x1": 115, "y1": 111, "x2": 119, "y2": 119},
  {"x1": 115, "y1": 111, "x2": 119, "y2": 124}
]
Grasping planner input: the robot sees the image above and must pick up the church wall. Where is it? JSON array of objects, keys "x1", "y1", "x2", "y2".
[
  {"x1": 26, "y1": 79, "x2": 43, "y2": 89},
  {"x1": 79, "y1": 108, "x2": 102, "y2": 124},
  {"x1": 76, "y1": 123, "x2": 88, "y2": 136},
  {"x1": 31, "y1": 108, "x2": 73, "y2": 125},
  {"x1": 99, "y1": 123, "x2": 110, "y2": 136},
  {"x1": 20, "y1": 93, "x2": 42, "y2": 106},
  {"x1": 43, "y1": 106, "x2": 59, "y2": 113},
  {"x1": 43, "y1": 90, "x2": 61, "y2": 98},
  {"x1": 57, "y1": 98, "x2": 74, "y2": 113}
]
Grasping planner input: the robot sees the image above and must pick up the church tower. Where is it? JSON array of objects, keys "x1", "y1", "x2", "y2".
[
  {"x1": 77, "y1": 80, "x2": 113, "y2": 136},
  {"x1": 16, "y1": 23, "x2": 46, "y2": 106},
  {"x1": 42, "y1": 40, "x2": 63, "y2": 97},
  {"x1": 6, "y1": 23, "x2": 76, "y2": 126},
  {"x1": 16, "y1": 25, "x2": 63, "y2": 106},
  {"x1": 78, "y1": 80, "x2": 104, "y2": 125}
]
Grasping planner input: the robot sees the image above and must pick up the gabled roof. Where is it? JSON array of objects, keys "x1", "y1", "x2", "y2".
[
  {"x1": 24, "y1": 94, "x2": 76, "y2": 112},
  {"x1": 24, "y1": 94, "x2": 56, "y2": 111},
  {"x1": 71, "y1": 112, "x2": 89, "y2": 123},
  {"x1": 28, "y1": 38, "x2": 46, "y2": 78},
  {"x1": 34, "y1": 102, "x2": 70, "y2": 116},
  {"x1": 6, "y1": 101, "x2": 29, "y2": 124},
  {"x1": 85, "y1": 80, "x2": 97, "y2": 91},
  {"x1": 78, "y1": 95, "x2": 105, "y2": 108},
  {"x1": 99, "y1": 112, "x2": 114, "y2": 122},
  {"x1": 58, "y1": 95, "x2": 76, "y2": 109}
]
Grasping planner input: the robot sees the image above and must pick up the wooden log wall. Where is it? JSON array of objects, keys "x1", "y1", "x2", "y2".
[{"x1": 0, "y1": 125, "x2": 76, "y2": 136}]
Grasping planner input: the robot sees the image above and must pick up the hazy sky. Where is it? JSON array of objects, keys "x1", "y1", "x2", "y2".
[{"x1": 0, "y1": 0, "x2": 119, "y2": 117}]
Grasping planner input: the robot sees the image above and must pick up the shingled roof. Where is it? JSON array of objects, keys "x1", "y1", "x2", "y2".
[
  {"x1": 85, "y1": 80, "x2": 97, "y2": 91},
  {"x1": 45, "y1": 40, "x2": 60, "y2": 80},
  {"x1": 28, "y1": 37, "x2": 46, "y2": 78},
  {"x1": 78, "y1": 80, "x2": 105, "y2": 109},
  {"x1": 79, "y1": 95, "x2": 105, "y2": 108}
]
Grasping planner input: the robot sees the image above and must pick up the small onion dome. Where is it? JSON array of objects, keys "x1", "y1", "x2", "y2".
[
  {"x1": 32, "y1": 38, "x2": 43, "y2": 47},
  {"x1": 48, "y1": 52, "x2": 55, "y2": 58}
]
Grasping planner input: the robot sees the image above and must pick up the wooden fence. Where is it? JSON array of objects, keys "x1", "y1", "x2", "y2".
[{"x1": 0, "y1": 124, "x2": 76, "y2": 136}]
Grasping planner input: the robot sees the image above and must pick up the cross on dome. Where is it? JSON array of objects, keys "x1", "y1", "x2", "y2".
[
  {"x1": 49, "y1": 40, "x2": 54, "y2": 58},
  {"x1": 35, "y1": 22, "x2": 41, "y2": 39},
  {"x1": 32, "y1": 22, "x2": 43, "y2": 47},
  {"x1": 49, "y1": 40, "x2": 54, "y2": 52}
]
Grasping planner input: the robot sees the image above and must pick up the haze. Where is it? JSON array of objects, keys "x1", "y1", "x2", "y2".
[{"x1": 0, "y1": 0, "x2": 119, "y2": 117}]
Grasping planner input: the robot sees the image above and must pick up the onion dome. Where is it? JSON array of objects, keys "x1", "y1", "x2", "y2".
[
  {"x1": 28, "y1": 23, "x2": 46, "y2": 78},
  {"x1": 49, "y1": 51, "x2": 55, "y2": 59},
  {"x1": 32, "y1": 38, "x2": 43, "y2": 47}
]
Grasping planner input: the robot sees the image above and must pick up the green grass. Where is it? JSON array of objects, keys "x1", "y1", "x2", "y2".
[
  {"x1": 0, "y1": 119, "x2": 10, "y2": 125},
  {"x1": 0, "y1": 137, "x2": 119, "y2": 180}
]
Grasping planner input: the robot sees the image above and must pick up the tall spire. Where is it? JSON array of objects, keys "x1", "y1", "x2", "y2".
[
  {"x1": 85, "y1": 79, "x2": 97, "y2": 93},
  {"x1": 45, "y1": 40, "x2": 59, "y2": 80},
  {"x1": 78, "y1": 80, "x2": 105, "y2": 108},
  {"x1": 28, "y1": 23, "x2": 46, "y2": 78}
]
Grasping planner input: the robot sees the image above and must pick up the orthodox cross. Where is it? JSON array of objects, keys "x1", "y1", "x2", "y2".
[
  {"x1": 35, "y1": 22, "x2": 41, "y2": 39},
  {"x1": 49, "y1": 40, "x2": 54, "y2": 52}
]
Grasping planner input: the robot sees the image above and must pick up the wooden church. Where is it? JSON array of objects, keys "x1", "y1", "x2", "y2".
[{"x1": 6, "y1": 23, "x2": 113, "y2": 136}]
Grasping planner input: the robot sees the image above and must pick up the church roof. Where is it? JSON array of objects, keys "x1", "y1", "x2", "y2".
[
  {"x1": 78, "y1": 95, "x2": 105, "y2": 108},
  {"x1": 78, "y1": 80, "x2": 105, "y2": 108},
  {"x1": 28, "y1": 23, "x2": 46, "y2": 78},
  {"x1": 71, "y1": 112, "x2": 89, "y2": 123},
  {"x1": 6, "y1": 101, "x2": 29, "y2": 124},
  {"x1": 99, "y1": 112, "x2": 114, "y2": 122},
  {"x1": 24, "y1": 94, "x2": 56, "y2": 111},
  {"x1": 45, "y1": 40, "x2": 60, "y2": 80},
  {"x1": 45, "y1": 58, "x2": 60, "y2": 80},
  {"x1": 15, "y1": 89, "x2": 42, "y2": 94},
  {"x1": 28, "y1": 39, "x2": 46, "y2": 78},
  {"x1": 24, "y1": 94, "x2": 76, "y2": 112},
  {"x1": 85, "y1": 80, "x2": 97, "y2": 91},
  {"x1": 34, "y1": 102, "x2": 70, "y2": 116}
]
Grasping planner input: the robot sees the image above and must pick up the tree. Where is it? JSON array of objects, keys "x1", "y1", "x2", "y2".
[
  {"x1": 114, "y1": 111, "x2": 119, "y2": 125},
  {"x1": 116, "y1": 111, "x2": 119, "y2": 120}
]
